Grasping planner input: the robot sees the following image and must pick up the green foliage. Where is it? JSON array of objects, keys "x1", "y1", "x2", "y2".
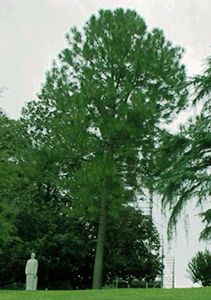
[
  {"x1": 156, "y1": 54, "x2": 211, "y2": 240},
  {"x1": 104, "y1": 206, "x2": 162, "y2": 284},
  {"x1": 21, "y1": 8, "x2": 188, "y2": 197},
  {"x1": 187, "y1": 249, "x2": 211, "y2": 286},
  {"x1": 0, "y1": 109, "x2": 28, "y2": 246},
  {"x1": 0, "y1": 200, "x2": 161, "y2": 289},
  {"x1": 20, "y1": 7, "x2": 188, "y2": 217},
  {"x1": 0, "y1": 190, "x2": 95, "y2": 289},
  {"x1": 190, "y1": 55, "x2": 211, "y2": 106},
  {"x1": 199, "y1": 209, "x2": 211, "y2": 241}
]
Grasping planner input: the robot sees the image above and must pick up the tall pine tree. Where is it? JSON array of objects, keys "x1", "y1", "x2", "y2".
[{"x1": 22, "y1": 9, "x2": 188, "y2": 288}]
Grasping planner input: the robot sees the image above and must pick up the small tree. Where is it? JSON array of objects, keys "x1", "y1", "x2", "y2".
[
  {"x1": 187, "y1": 249, "x2": 211, "y2": 286},
  {"x1": 104, "y1": 206, "x2": 162, "y2": 285}
]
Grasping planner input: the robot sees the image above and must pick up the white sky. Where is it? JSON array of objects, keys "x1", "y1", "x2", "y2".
[{"x1": 1, "y1": 0, "x2": 211, "y2": 288}]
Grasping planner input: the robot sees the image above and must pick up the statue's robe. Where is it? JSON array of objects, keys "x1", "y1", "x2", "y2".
[{"x1": 25, "y1": 258, "x2": 38, "y2": 290}]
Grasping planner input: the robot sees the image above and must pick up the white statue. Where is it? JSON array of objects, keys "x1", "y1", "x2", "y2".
[{"x1": 25, "y1": 253, "x2": 38, "y2": 290}]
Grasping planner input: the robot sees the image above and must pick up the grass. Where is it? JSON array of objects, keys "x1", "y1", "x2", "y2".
[{"x1": 0, "y1": 287, "x2": 211, "y2": 300}]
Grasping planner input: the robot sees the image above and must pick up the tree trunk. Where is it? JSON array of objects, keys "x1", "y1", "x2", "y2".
[{"x1": 92, "y1": 186, "x2": 108, "y2": 289}]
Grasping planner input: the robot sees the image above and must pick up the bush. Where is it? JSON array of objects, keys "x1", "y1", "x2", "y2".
[{"x1": 187, "y1": 249, "x2": 211, "y2": 286}]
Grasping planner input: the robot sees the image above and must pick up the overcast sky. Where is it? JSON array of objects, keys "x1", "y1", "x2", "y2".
[{"x1": 1, "y1": 0, "x2": 211, "y2": 288}]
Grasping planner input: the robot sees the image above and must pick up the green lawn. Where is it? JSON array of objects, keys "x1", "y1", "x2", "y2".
[{"x1": 0, "y1": 288, "x2": 211, "y2": 300}]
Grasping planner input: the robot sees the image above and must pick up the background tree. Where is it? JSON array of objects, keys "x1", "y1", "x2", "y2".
[
  {"x1": 187, "y1": 249, "x2": 211, "y2": 287},
  {"x1": 21, "y1": 8, "x2": 188, "y2": 288},
  {"x1": 104, "y1": 206, "x2": 162, "y2": 285},
  {"x1": 156, "y1": 54, "x2": 211, "y2": 240},
  {"x1": 0, "y1": 203, "x2": 95, "y2": 290},
  {"x1": 0, "y1": 109, "x2": 28, "y2": 247},
  {"x1": 0, "y1": 200, "x2": 161, "y2": 289}
]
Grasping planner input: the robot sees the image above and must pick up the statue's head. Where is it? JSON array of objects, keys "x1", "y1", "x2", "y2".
[{"x1": 31, "y1": 253, "x2": 36, "y2": 259}]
